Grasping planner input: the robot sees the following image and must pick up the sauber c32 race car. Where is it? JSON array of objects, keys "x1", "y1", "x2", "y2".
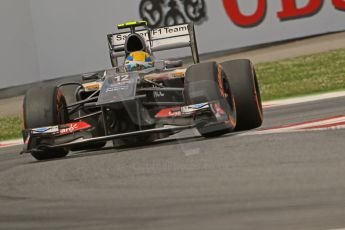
[{"x1": 22, "y1": 21, "x2": 263, "y2": 161}]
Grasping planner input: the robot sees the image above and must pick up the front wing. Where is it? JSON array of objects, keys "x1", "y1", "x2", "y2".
[{"x1": 21, "y1": 102, "x2": 231, "y2": 154}]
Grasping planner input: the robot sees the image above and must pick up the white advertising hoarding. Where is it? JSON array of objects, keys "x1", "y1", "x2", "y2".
[{"x1": 0, "y1": 0, "x2": 345, "y2": 89}]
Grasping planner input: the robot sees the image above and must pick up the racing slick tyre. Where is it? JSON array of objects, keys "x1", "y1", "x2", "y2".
[
  {"x1": 61, "y1": 85, "x2": 106, "y2": 151},
  {"x1": 221, "y1": 59, "x2": 263, "y2": 131},
  {"x1": 184, "y1": 62, "x2": 237, "y2": 138},
  {"x1": 23, "y1": 85, "x2": 69, "y2": 160}
]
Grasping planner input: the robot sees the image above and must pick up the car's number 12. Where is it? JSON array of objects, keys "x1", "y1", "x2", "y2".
[{"x1": 114, "y1": 75, "x2": 129, "y2": 83}]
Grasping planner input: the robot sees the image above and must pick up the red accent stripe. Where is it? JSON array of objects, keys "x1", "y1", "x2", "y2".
[
  {"x1": 155, "y1": 107, "x2": 182, "y2": 118},
  {"x1": 59, "y1": 121, "x2": 91, "y2": 135},
  {"x1": 301, "y1": 121, "x2": 345, "y2": 130},
  {"x1": 217, "y1": 65, "x2": 225, "y2": 97},
  {"x1": 0, "y1": 141, "x2": 22, "y2": 148},
  {"x1": 262, "y1": 115, "x2": 345, "y2": 131}
]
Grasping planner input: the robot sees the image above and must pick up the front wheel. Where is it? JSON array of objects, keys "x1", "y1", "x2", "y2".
[
  {"x1": 23, "y1": 85, "x2": 69, "y2": 160},
  {"x1": 184, "y1": 62, "x2": 237, "y2": 138},
  {"x1": 221, "y1": 59, "x2": 263, "y2": 131}
]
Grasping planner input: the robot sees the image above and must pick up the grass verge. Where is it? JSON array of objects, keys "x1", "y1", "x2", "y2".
[
  {"x1": 1, "y1": 48, "x2": 345, "y2": 142},
  {"x1": 0, "y1": 116, "x2": 22, "y2": 142},
  {"x1": 256, "y1": 48, "x2": 345, "y2": 101}
]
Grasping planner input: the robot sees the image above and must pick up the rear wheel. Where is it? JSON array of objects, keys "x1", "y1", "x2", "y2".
[
  {"x1": 184, "y1": 62, "x2": 236, "y2": 137},
  {"x1": 221, "y1": 59, "x2": 263, "y2": 131},
  {"x1": 23, "y1": 85, "x2": 70, "y2": 160}
]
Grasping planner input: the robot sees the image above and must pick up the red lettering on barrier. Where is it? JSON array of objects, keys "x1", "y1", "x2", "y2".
[
  {"x1": 332, "y1": 0, "x2": 345, "y2": 10},
  {"x1": 222, "y1": 0, "x2": 267, "y2": 27},
  {"x1": 277, "y1": 0, "x2": 323, "y2": 20}
]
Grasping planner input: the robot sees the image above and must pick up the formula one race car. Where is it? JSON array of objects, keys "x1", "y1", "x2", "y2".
[{"x1": 22, "y1": 21, "x2": 263, "y2": 161}]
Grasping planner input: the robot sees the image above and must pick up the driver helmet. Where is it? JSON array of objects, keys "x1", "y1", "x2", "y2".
[{"x1": 125, "y1": 51, "x2": 154, "y2": 71}]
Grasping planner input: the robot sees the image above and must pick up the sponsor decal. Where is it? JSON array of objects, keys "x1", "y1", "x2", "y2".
[
  {"x1": 32, "y1": 126, "x2": 59, "y2": 134},
  {"x1": 34, "y1": 127, "x2": 50, "y2": 133},
  {"x1": 151, "y1": 25, "x2": 189, "y2": 37},
  {"x1": 105, "y1": 75, "x2": 131, "y2": 93},
  {"x1": 59, "y1": 122, "x2": 91, "y2": 135},
  {"x1": 152, "y1": 25, "x2": 188, "y2": 38},
  {"x1": 112, "y1": 24, "x2": 189, "y2": 46},
  {"x1": 139, "y1": 0, "x2": 207, "y2": 28},
  {"x1": 156, "y1": 103, "x2": 209, "y2": 118},
  {"x1": 222, "y1": 0, "x2": 266, "y2": 27},
  {"x1": 114, "y1": 31, "x2": 150, "y2": 44},
  {"x1": 333, "y1": 0, "x2": 345, "y2": 11},
  {"x1": 98, "y1": 74, "x2": 137, "y2": 105},
  {"x1": 155, "y1": 107, "x2": 182, "y2": 118},
  {"x1": 181, "y1": 103, "x2": 209, "y2": 114},
  {"x1": 105, "y1": 85, "x2": 130, "y2": 93},
  {"x1": 169, "y1": 109, "x2": 182, "y2": 117},
  {"x1": 138, "y1": 1, "x2": 345, "y2": 29},
  {"x1": 222, "y1": 0, "x2": 345, "y2": 28}
]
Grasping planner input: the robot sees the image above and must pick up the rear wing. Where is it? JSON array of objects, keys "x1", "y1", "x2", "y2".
[{"x1": 107, "y1": 23, "x2": 200, "y2": 67}]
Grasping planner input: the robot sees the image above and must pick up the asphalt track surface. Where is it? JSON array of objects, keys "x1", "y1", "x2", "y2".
[{"x1": 0, "y1": 95, "x2": 345, "y2": 230}]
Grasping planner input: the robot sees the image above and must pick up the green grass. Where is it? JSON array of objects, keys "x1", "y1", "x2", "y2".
[
  {"x1": 256, "y1": 48, "x2": 345, "y2": 101},
  {"x1": 1, "y1": 48, "x2": 345, "y2": 142},
  {"x1": 0, "y1": 116, "x2": 22, "y2": 141}
]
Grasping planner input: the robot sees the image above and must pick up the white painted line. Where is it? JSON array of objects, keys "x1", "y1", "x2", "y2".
[
  {"x1": 241, "y1": 115, "x2": 345, "y2": 136},
  {"x1": 263, "y1": 116, "x2": 345, "y2": 131},
  {"x1": 263, "y1": 91, "x2": 345, "y2": 108}
]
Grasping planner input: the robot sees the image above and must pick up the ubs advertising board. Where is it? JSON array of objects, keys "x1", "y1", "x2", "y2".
[
  {"x1": 1, "y1": 0, "x2": 345, "y2": 88},
  {"x1": 139, "y1": 0, "x2": 345, "y2": 54}
]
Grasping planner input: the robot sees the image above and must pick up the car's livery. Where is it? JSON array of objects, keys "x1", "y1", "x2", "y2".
[{"x1": 22, "y1": 21, "x2": 263, "y2": 161}]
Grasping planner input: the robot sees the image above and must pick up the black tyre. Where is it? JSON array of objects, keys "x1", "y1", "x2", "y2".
[
  {"x1": 184, "y1": 62, "x2": 237, "y2": 137},
  {"x1": 221, "y1": 59, "x2": 263, "y2": 131},
  {"x1": 23, "y1": 85, "x2": 69, "y2": 160}
]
